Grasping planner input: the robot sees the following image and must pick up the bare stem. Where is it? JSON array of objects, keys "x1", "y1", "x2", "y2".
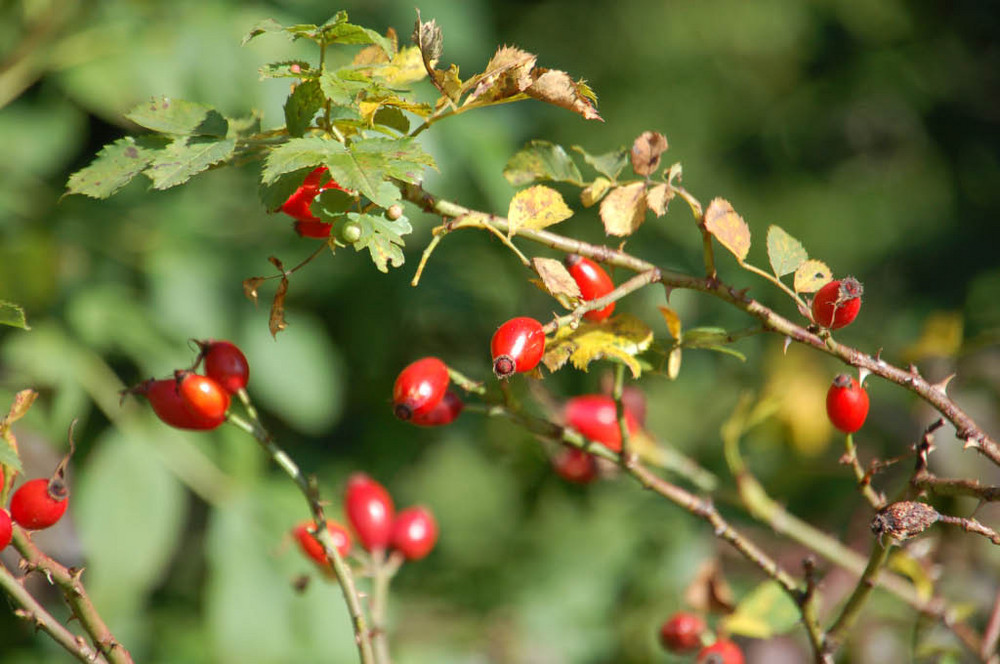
[
  {"x1": 11, "y1": 529, "x2": 133, "y2": 663},
  {"x1": 0, "y1": 562, "x2": 108, "y2": 664},
  {"x1": 842, "y1": 433, "x2": 886, "y2": 509},
  {"x1": 228, "y1": 396, "x2": 376, "y2": 664},
  {"x1": 823, "y1": 540, "x2": 892, "y2": 652}
]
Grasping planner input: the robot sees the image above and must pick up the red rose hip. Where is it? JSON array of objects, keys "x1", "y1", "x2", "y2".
[
  {"x1": 392, "y1": 357, "x2": 450, "y2": 421},
  {"x1": 292, "y1": 519, "x2": 352, "y2": 567},
  {"x1": 344, "y1": 473, "x2": 395, "y2": 552},
  {"x1": 10, "y1": 478, "x2": 69, "y2": 530},
  {"x1": 391, "y1": 506, "x2": 438, "y2": 561},
  {"x1": 812, "y1": 277, "x2": 863, "y2": 330},
  {"x1": 410, "y1": 390, "x2": 463, "y2": 427},
  {"x1": 564, "y1": 254, "x2": 616, "y2": 322},
  {"x1": 491, "y1": 317, "x2": 545, "y2": 379},
  {"x1": 826, "y1": 374, "x2": 869, "y2": 433},
  {"x1": 697, "y1": 639, "x2": 744, "y2": 664},
  {"x1": 0, "y1": 509, "x2": 12, "y2": 550},
  {"x1": 563, "y1": 394, "x2": 640, "y2": 453},
  {"x1": 199, "y1": 340, "x2": 250, "y2": 394},
  {"x1": 553, "y1": 447, "x2": 598, "y2": 484},
  {"x1": 659, "y1": 612, "x2": 706, "y2": 652}
]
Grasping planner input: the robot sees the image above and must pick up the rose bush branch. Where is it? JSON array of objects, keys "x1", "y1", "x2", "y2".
[
  {"x1": 398, "y1": 182, "x2": 999, "y2": 465},
  {"x1": 0, "y1": 562, "x2": 108, "y2": 664},
  {"x1": 11, "y1": 528, "x2": 133, "y2": 664},
  {"x1": 226, "y1": 393, "x2": 376, "y2": 664}
]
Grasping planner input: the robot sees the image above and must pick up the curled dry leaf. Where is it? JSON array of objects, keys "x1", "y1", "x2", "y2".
[
  {"x1": 646, "y1": 183, "x2": 673, "y2": 217},
  {"x1": 580, "y1": 177, "x2": 612, "y2": 207},
  {"x1": 270, "y1": 276, "x2": 289, "y2": 338},
  {"x1": 600, "y1": 182, "x2": 647, "y2": 236},
  {"x1": 243, "y1": 277, "x2": 266, "y2": 304},
  {"x1": 525, "y1": 68, "x2": 602, "y2": 121},
  {"x1": 532, "y1": 257, "x2": 582, "y2": 300},
  {"x1": 630, "y1": 131, "x2": 668, "y2": 177}
]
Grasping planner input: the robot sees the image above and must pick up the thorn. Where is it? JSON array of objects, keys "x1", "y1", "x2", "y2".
[
  {"x1": 783, "y1": 336, "x2": 792, "y2": 354},
  {"x1": 932, "y1": 373, "x2": 956, "y2": 395},
  {"x1": 908, "y1": 363, "x2": 921, "y2": 377},
  {"x1": 874, "y1": 348, "x2": 884, "y2": 362},
  {"x1": 857, "y1": 367, "x2": 871, "y2": 386}
]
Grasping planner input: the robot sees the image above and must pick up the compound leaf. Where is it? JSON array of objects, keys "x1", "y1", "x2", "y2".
[
  {"x1": 146, "y1": 137, "x2": 236, "y2": 190},
  {"x1": 348, "y1": 211, "x2": 412, "y2": 272},
  {"x1": 126, "y1": 97, "x2": 228, "y2": 137},
  {"x1": 65, "y1": 136, "x2": 165, "y2": 199}
]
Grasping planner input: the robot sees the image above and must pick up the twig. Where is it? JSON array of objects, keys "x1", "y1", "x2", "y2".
[
  {"x1": 0, "y1": 562, "x2": 108, "y2": 664},
  {"x1": 823, "y1": 540, "x2": 893, "y2": 653},
  {"x1": 12, "y1": 529, "x2": 133, "y2": 663},
  {"x1": 799, "y1": 558, "x2": 832, "y2": 664},
  {"x1": 228, "y1": 395, "x2": 375, "y2": 664},
  {"x1": 841, "y1": 433, "x2": 886, "y2": 509}
]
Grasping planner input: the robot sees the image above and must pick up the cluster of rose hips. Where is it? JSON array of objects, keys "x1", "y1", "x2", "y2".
[
  {"x1": 658, "y1": 612, "x2": 744, "y2": 663},
  {"x1": 279, "y1": 166, "x2": 352, "y2": 239},
  {"x1": 291, "y1": 473, "x2": 438, "y2": 572},
  {"x1": 0, "y1": 438, "x2": 74, "y2": 551},
  {"x1": 392, "y1": 255, "x2": 633, "y2": 480},
  {"x1": 125, "y1": 340, "x2": 249, "y2": 430},
  {"x1": 808, "y1": 276, "x2": 871, "y2": 435}
]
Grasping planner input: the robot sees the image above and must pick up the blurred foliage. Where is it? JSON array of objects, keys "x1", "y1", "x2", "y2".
[{"x1": 1, "y1": 0, "x2": 999, "y2": 662}]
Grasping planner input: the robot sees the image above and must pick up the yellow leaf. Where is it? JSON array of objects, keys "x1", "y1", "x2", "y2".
[
  {"x1": 532, "y1": 257, "x2": 581, "y2": 301},
  {"x1": 542, "y1": 314, "x2": 653, "y2": 378},
  {"x1": 464, "y1": 46, "x2": 536, "y2": 106},
  {"x1": 508, "y1": 185, "x2": 573, "y2": 235},
  {"x1": 646, "y1": 183, "x2": 674, "y2": 217},
  {"x1": 901, "y1": 311, "x2": 964, "y2": 363},
  {"x1": 600, "y1": 182, "x2": 646, "y2": 236},
  {"x1": 374, "y1": 45, "x2": 428, "y2": 86},
  {"x1": 793, "y1": 259, "x2": 832, "y2": 294},
  {"x1": 358, "y1": 100, "x2": 380, "y2": 126},
  {"x1": 657, "y1": 305, "x2": 682, "y2": 340},
  {"x1": 667, "y1": 347, "x2": 682, "y2": 380},
  {"x1": 704, "y1": 198, "x2": 751, "y2": 262},
  {"x1": 580, "y1": 177, "x2": 612, "y2": 207}
]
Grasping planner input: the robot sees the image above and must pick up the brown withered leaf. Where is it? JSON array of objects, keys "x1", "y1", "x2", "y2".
[
  {"x1": 684, "y1": 559, "x2": 736, "y2": 615},
  {"x1": 703, "y1": 198, "x2": 751, "y2": 263},
  {"x1": 525, "y1": 68, "x2": 602, "y2": 121},
  {"x1": 2, "y1": 389, "x2": 37, "y2": 428},
  {"x1": 532, "y1": 257, "x2": 582, "y2": 300},
  {"x1": 464, "y1": 46, "x2": 537, "y2": 106},
  {"x1": 270, "y1": 276, "x2": 289, "y2": 338},
  {"x1": 600, "y1": 182, "x2": 647, "y2": 236},
  {"x1": 243, "y1": 277, "x2": 266, "y2": 304},
  {"x1": 658, "y1": 305, "x2": 682, "y2": 340},
  {"x1": 630, "y1": 131, "x2": 668, "y2": 177},
  {"x1": 646, "y1": 183, "x2": 674, "y2": 217},
  {"x1": 412, "y1": 11, "x2": 442, "y2": 67}
]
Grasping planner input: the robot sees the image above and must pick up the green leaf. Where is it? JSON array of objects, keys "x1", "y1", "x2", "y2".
[
  {"x1": 504, "y1": 140, "x2": 583, "y2": 187},
  {"x1": 313, "y1": 187, "x2": 357, "y2": 219},
  {"x1": 0, "y1": 436, "x2": 20, "y2": 473},
  {"x1": 242, "y1": 18, "x2": 284, "y2": 46},
  {"x1": 65, "y1": 136, "x2": 164, "y2": 199},
  {"x1": 681, "y1": 327, "x2": 732, "y2": 348},
  {"x1": 372, "y1": 106, "x2": 410, "y2": 133},
  {"x1": 315, "y1": 11, "x2": 393, "y2": 55},
  {"x1": 259, "y1": 168, "x2": 314, "y2": 213},
  {"x1": 572, "y1": 145, "x2": 629, "y2": 180},
  {"x1": 284, "y1": 80, "x2": 323, "y2": 137},
  {"x1": 723, "y1": 581, "x2": 801, "y2": 638},
  {"x1": 263, "y1": 137, "x2": 436, "y2": 204},
  {"x1": 319, "y1": 69, "x2": 371, "y2": 106},
  {"x1": 348, "y1": 211, "x2": 412, "y2": 272},
  {"x1": 126, "y1": 97, "x2": 228, "y2": 137},
  {"x1": 145, "y1": 137, "x2": 237, "y2": 190},
  {"x1": 74, "y1": 431, "x2": 186, "y2": 626},
  {"x1": 543, "y1": 314, "x2": 654, "y2": 378},
  {"x1": 0, "y1": 301, "x2": 29, "y2": 329},
  {"x1": 766, "y1": 225, "x2": 808, "y2": 277}
]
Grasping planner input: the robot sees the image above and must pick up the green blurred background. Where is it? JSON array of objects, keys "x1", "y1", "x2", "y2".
[{"x1": 1, "y1": 0, "x2": 998, "y2": 662}]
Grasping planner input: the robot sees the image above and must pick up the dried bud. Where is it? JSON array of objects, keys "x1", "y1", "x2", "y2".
[{"x1": 871, "y1": 501, "x2": 939, "y2": 543}]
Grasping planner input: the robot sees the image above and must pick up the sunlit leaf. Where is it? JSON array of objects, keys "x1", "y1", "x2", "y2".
[
  {"x1": 508, "y1": 185, "x2": 573, "y2": 235},
  {"x1": 65, "y1": 136, "x2": 165, "y2": 199},
  {"x1": 793, "y1": 259, "x2": 832, "y2": 293},
  {"x1": 319, "y1": 69, "x2": 371, "y2": 106},
  {"x1": 704, "y1": 198, "x2": 751, "y2": 263},
  {"x1": 572, "y1": 145, "x2": 628, "y2": 180},
  {"x1": 370, "y1": 45, "x2": 428, "y2": 86},
  {"x1": 526, "y1": 68, "x2": 602, "y2": 121},
  {"x1": 600, "y1": 182, "x2": 646, "y2": 236},
  {"x1": 542, "y1": 314, "x2": 653, "y2": 378},
  {"x1": 667, "y1": 347, "x2": 682, "y2": 380},
  {"x1": 658, "y1": 306, "x2": 682, "y2": 340},
  {"x1": 285, "y1": 80, "x2": 324, "y2": 137},
  {"x1": 766, "y1": 225, "x2": 807, "y2": 277},
  {"x1": 580, "y1": 177, "x2": 612, "y2": 207},
  {"x1": 0, "y1": 301, "x2": 29, "y2": 330},
  {"x1": 464, "y1": 46, "x2": 536, "y2": 106},
  {"x1": 722, "y1": 581, "x2": 801, "y2": 638},
  {"x1": 126, "y1": 97, "x2": 228, "y2": 136},
  {"x1": 348, "y1": 211, "x2": 412, "y2": 272},
  {"x1": 503, "y1": 140, "x2": 583, "y2": 187},
  {"x1": 533, "y1": 257, "x2": 581, "y2": 300},
  {"x1": 646, "y1": 183, "x2": 673, "y2": 217},
  {"x1": 146, "y1": 137, "x2": 236, "y2": 190},
  {"x1": 630, "y1": 131, "x2": 668, "y2": 177}
]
